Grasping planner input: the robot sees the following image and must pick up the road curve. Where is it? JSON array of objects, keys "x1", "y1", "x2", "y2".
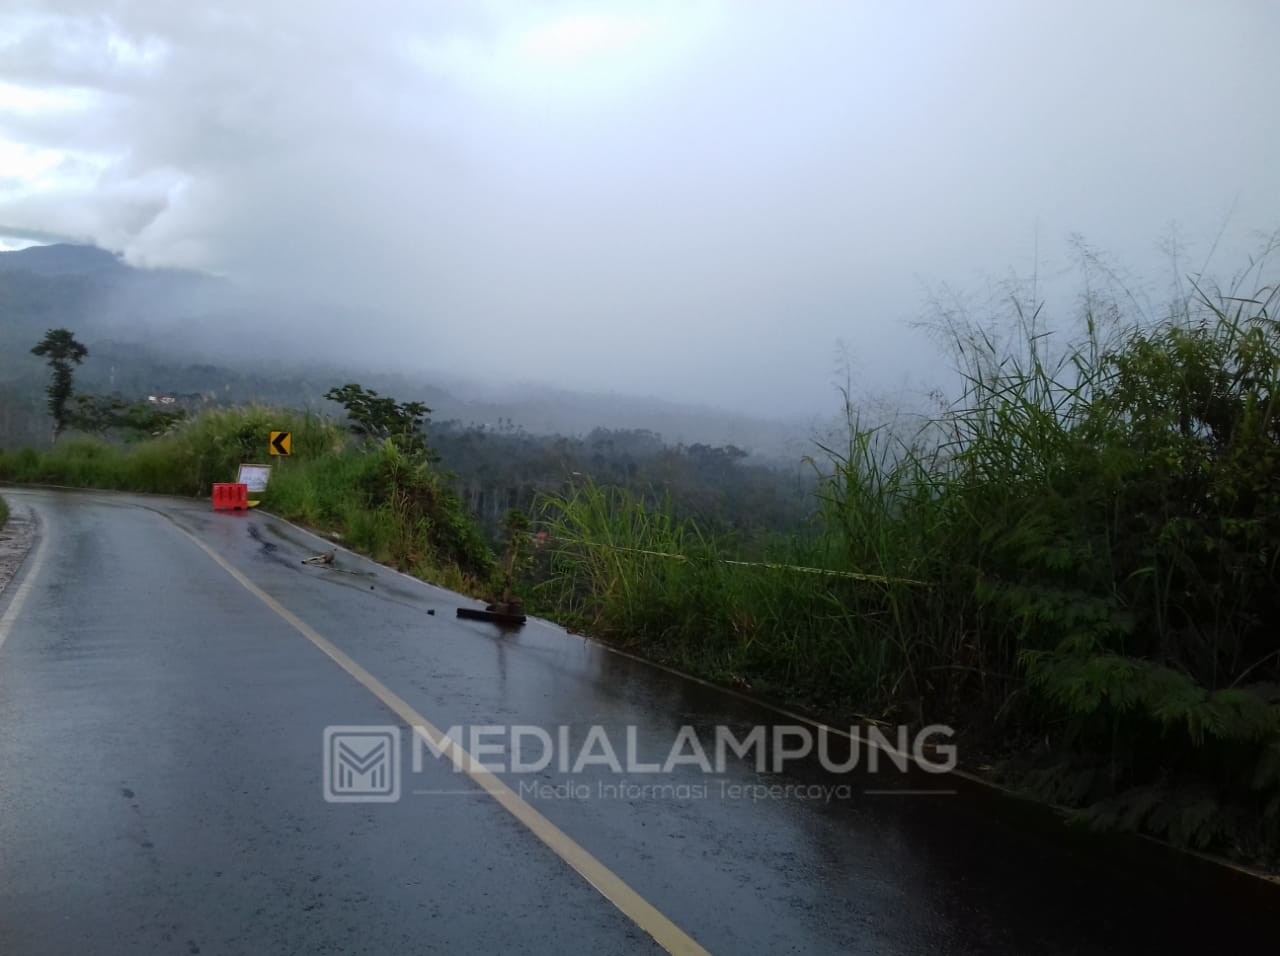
[{"x1": 0, "y1": 488, "x2": 1275, "y2": 955}]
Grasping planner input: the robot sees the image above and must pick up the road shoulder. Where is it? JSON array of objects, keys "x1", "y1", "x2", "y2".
[{"x1": 0, "y1": 496, "x2": 36, "y2": 600}]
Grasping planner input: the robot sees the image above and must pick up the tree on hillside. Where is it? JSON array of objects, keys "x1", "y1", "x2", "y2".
[
  {"x1": 69, "y1": 393, "x2": 186, "y2": 439},
  {"x1": 325, "y1": 383, "x2": 434, "y2": 460},
  {"x1": 31, "y1": 328, "x2": 88, "y2": 443}
]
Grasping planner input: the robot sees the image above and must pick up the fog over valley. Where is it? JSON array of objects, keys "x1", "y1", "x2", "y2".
[{"x1": 2, "y1": 1, "x2": 1278, "y2": 426}]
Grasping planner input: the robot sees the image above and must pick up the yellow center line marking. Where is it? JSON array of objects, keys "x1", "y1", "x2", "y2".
[{"x1": 169, "y1": 519, "x2": 712, "y2": 956}]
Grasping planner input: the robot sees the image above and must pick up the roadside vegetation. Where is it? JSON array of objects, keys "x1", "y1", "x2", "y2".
[
  {"x1": 0, "y1": 402, "x2": 493, "y2": 591},
  {"x1": 534, "y1": 263, "x2": 1280, "y2": 864}
]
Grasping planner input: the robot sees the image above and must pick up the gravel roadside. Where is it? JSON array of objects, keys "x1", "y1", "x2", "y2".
[{"x1": 0, "y1": 496, "x2": 36, "y2": 600}]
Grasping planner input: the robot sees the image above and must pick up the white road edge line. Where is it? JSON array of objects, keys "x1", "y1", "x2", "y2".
[{"x1": 0, "y1": 506, "x2": 47, "y2": 657}]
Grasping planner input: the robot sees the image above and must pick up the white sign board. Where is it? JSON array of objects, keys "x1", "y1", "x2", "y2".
[{"x1": 236, "y1": 463, "x2": 273, "y2": 494}]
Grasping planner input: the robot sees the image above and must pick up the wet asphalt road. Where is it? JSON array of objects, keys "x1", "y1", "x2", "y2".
[{"x1": 0, "y1": 488, "x2": 1276, "y2": 955}]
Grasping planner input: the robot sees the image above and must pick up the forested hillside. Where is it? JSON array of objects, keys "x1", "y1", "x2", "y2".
[{"x1": 0, "y1": 245, "x2": 813, "y2": 538}]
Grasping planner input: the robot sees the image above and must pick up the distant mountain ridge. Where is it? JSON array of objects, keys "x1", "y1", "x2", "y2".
[
  {"x1": 0, "y1": 242, "x2": 222, "y2": 287},
  {"x1": 0, "y1": 242, "x2": 131, "y2": 277},
  {"x1": 0, "y1": 244, "x2": 812, "y2": 458}
]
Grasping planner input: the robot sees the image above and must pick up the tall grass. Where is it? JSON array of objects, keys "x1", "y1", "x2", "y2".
[
  {"x1": 536, "y1": 477, "x2": 947, "y2": 716},
  {"x1": 535, "y1": 275, "x2": 1280, "y2": 861},
  {"x1": 0, "y1": 406, "x2": 494, "y2": 590},
  {"x1": 0, "y1": 407, "x2": 336, "y2": 494}
]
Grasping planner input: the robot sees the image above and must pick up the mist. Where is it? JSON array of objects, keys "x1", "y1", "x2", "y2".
[{"x1": 1, "y1": 0, "x2": 1278, "y2": 420}]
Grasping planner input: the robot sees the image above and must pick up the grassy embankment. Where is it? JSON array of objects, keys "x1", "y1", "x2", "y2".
[
  {"x1": 534, "y1": 281, "x2": 1280, "y2": 863},
  {"x1": 0, "y1": 408, "x2": 494, "y2": 592}
]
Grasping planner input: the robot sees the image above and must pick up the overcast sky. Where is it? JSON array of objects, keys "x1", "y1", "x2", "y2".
[{"x1": 1, "y1": 1, "x2": 1277, "y2": 418}]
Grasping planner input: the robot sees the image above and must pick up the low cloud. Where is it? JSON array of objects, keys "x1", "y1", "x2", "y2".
[{"x1": 1, "y1": 1, "x2": 1278, "y2": 417}]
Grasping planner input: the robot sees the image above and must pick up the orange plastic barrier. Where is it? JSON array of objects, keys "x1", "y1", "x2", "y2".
[{"x1": 212, "y1": 482, "x2": 249, "y2": 511}]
